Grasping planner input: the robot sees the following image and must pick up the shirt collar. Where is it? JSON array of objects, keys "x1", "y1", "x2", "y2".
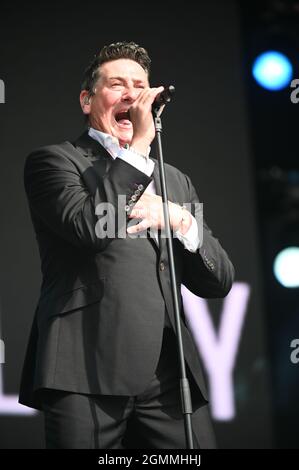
[
  {"x1": 88, "y1": 127, "x2": 151, "y2": 159},
  {"x1": 88, "y1": 127, "x2": 120, "y2": 159}
]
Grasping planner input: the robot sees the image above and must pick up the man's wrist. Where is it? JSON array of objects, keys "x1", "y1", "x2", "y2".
[
  {"x1": 170, "y1": 203, "x2": 192, "y2": 234},
  {"x1": 129, "y1": 139, "x2": 151, "y2": 157},
  {"x1": 125, "y1": 145, "x2": 148, "y2": 160},
  {"x1": 177, "y1": 205, "x2": 192, "y2": 235}
]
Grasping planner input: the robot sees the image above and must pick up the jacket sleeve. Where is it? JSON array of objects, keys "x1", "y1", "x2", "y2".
[
  {"x1": 181, "y1": 173, "x2": 235, "y2": 298},
  {"x1": 24, "y1": 146, "x2": 152, "y2": 252}
]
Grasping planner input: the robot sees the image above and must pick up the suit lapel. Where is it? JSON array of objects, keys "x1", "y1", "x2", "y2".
[
  {"x1": 74, "y1": 130, "x2": 114, "y2": 169},
  {"x1": 151, "y1": 157, "x2": 175, "y2": 202}
]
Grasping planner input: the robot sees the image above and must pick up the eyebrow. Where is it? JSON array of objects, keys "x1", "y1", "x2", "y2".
[{"x1": 108, "y1": 76, "x2": 146, "y2": 84}]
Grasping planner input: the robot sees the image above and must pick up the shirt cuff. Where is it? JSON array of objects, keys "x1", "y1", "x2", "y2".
[
  {"x1": 116, "y1": 147, "x2": 155, "y2": 177},
  {"x1": 174, "y1": 214, "x2": 200, "y2": 252}
]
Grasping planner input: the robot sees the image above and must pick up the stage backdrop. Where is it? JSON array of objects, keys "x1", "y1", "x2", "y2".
[{"x1": 0, "y1": 0, "x2": 273, "y2": 448}]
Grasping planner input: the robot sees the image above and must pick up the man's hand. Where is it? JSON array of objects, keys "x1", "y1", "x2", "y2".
[
  {"x1": 129, "y1": 86, "x2": 164, "y2": 155},
  {"x1": 127, "y1": 193, "x2": 192, "y2": 235}
]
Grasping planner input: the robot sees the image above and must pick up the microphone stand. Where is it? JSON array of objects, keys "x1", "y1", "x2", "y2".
[{"x1": 153, "y1": 100, "x2": 195, "y2": 449}]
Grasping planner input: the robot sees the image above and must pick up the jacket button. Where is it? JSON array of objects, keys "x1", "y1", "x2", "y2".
[{"x1": 160, "y1": 261, "x2": 165, "y2": 271}]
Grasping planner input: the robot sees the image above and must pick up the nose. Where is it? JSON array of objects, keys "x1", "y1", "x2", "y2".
[{"x1": 121, "y1": 85, "x2": 140, "y2": 103}]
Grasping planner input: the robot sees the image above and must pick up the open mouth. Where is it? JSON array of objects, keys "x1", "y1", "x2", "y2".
[{"x1": 114, "y1": 110, "x2": 132, "y2": 127}]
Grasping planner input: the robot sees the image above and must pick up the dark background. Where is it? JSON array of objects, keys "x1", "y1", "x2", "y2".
[
  {"x1": 240, "y1": 0, "x2": 299, "y2": 448},
  {"x1": 0, "y1": 0, "x2": 297, "y2": 448}
]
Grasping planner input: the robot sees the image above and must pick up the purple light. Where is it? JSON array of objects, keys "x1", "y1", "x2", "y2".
[
  {"x1": 182, "y1": 282, "x2": 250, "y2": 421},
  {"x1": 0, "y1": 368, "x2": 37, "y2": 415}
]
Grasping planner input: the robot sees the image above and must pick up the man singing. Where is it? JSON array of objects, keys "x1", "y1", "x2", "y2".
[{"x1": 19, "y1": 41, "x2": 234, "y2": 449}]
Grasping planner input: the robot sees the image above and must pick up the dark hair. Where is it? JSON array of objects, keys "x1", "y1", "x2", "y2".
[{"x1": 81, "y1": 41, "x2": 151, "y2": 96}]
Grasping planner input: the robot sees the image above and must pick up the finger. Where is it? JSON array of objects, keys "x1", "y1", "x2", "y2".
[
  {"x1": 133, "y1": 87, "x2": 152, "y2": 106},
  {"x1": 128, "y1": 207, "x2": 145, "y2": 219},
  {"x1": 132, "y1": 196, "x2": 147, "y2": 205},
  {"x1": 139, "y1": 86, "x2": 164, "y2": 106},
  {"x1": 127, "y1": 219, "x2": 150, "y2": 234},
  {"x1": 138, "y1": 193, "x2": 159, "y2": 204},
  {"x1": 147, "y1": 86, "x2": 165, "y2": 106},
  {"x1": 151, "y1": 86, "x2": 164, "y2": 101}
]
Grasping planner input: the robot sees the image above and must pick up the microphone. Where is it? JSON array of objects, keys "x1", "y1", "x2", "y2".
[{"x1": 152, "y1": 85, "x2": 175, "y2": 111}]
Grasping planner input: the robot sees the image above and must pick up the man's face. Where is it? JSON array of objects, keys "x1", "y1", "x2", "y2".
[{"x1": 83, "y1": 59, "x2": 149, "y2": 146}]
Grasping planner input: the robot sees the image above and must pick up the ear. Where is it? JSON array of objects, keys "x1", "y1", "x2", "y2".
[{"x1": 80, "y1": 90, "x2": 91, "y2": 115}]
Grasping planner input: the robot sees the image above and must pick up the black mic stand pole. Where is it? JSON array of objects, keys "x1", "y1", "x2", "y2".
[{"x1": 153, "y1": 94, "x2": 195, "y2": 450}]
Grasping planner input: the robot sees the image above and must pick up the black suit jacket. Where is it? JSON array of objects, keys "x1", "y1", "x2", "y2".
[{"x1": 19, "y1": 131, "x2": 234, "y2": 409}]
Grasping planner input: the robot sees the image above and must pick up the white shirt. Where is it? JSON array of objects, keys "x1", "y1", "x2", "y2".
[{"x1": 88, "y1": 127, "x2": 200, "y2": 252}]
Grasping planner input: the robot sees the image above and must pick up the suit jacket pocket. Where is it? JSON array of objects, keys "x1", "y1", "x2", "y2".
[{"x1": 37, "y1": 278, "x2": 106, "y2": 322}]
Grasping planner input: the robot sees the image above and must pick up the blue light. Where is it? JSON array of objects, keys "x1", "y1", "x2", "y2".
[
  {"x1": 252, "y1": 51, "x2": 293, "y2": 90},
  {"x1": 274, "y1": 247, "x2": 299, "y2": 288}
]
